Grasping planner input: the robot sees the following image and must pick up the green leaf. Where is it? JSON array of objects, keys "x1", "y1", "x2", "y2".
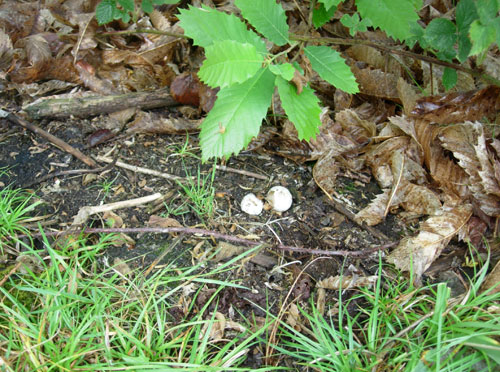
[
  {"x1": 235, "y1": 0, "x2": 289, "y2": 46},
  {"x1": 355, "y1": 0, "x2": 420, "y2": 41},
  {"x1": 200, "y1": 68, "x2": 275, "y2": 160},
  {"x1": 313, "y1": 3, "x2": 336, "y2": 28},
  {"x1": 269, "y1": 63, "x2": 295, "y2": 81},
  {"x1": 456, "y1": 0, "x2": 477, "y2": 32},
  {"x1": 340, "y1": 13, "x2": 372, "y2": 36},
  {"x1": 177, "y1": 5, "x2": 267, "y2": 53},
  {"x1": 141, "y1": 0, "x2": 154, "y2": 13},
  {"x1": 318, "y1": 0, "x2": 342, "y2": 11},
  {"x1": 96, "y1": 0, "x2": 115, "y2": 25},
  {"x1": 442, "y1": 67, "x2": 457, "y2": 91},
  {"x1": 456, "y1": 0, "x2": 477, "y2": 61},
  {"x1": 424, "y1": 18, "x2": 457, "y2": 60},
  {"x1": 464, "y1": 335, "x2": 500, "y2": 365},
  {"x1": 304, "y1": 45, "x2": 359, "y2": 94},
  {"x1": 469, "y1": 19, "x2": 497, "y2": 55},
  {"x1": 199, "y1": 41, "x2": 263, "y2": 88},
  {"x1": 276, "y1": 77, "x2": 322, "y2": 141},
  {"x1": 118, "y1": 0, "x2": 134, "y2": 11}
]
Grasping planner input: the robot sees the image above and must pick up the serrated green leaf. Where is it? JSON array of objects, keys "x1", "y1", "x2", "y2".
[
  {"x1": 356, "y1": 0, "x2": 420, "y2": 41},
  {"x1": 313, "y1": 3, "x2": 336, "y2": 28},
  {"x1": 269, "y1": 63, "x2": 295, "y2": 80},
  {"x1": 424, "y1": 18, "x2": 457, "y2": 59},
  {"x1": 276, "y1": 77, "x2": 322, "y2": 141},
  {"x1": 442, "y1": 67, "x2": 457, "y2": 91},
  {"x1": 318, "y1": 0, "x2": 342, "y2": 11},
  {"x1": 235, "y1": 0, "x2": 289, "y2": 46},
  {"x1": 200, "y1": 68, "x2": 275, "y2": 160},
  {"x1": 199, "y1": 41, "x2": 263, "y2": 88},
  {"x1": 304, "y1": 45, "x2": 359, "y2": 94},
  {"x1": 178, "y1": 5, "x2": 267, "y2": 53},
  {"x1": 96, "y1": 0, "x2": 115, "y2": 25},
  {"x1": 118, "y1": 0, "x2": 134, "y2": 11}
]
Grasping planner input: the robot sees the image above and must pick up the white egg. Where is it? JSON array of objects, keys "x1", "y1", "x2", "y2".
[
  {"x1": 267, "y1": 186, "x2": 293, "y2": 212},
  {"x1": 240, "y1": 193, "x2": 263, "y2": 215}
]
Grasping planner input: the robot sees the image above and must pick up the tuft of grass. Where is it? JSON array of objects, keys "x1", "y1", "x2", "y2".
[
  {"x1": 273, "y1": 256, "x2": 500, "y2": 371},
  {"x1": 0, "y1": 233, "x2": 275, "y2": 371},
  {"x1": 176, "y1": 161, "x2": 216, "y2": 221},
  {"x1": 87, "y1": 174, "x2": 119, "y2": 201},
  {"x1": 0, "y1": 183, "x2": 40, "y2": 255}
]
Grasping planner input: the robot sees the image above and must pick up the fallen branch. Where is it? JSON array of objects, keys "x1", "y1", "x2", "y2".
[
  {"x1": 28, "y1": 226, "x2": 397, "y2": 257},
  {"x1": 0, "y1": 109, "x2": 98, "y2": 168},
  {"x1": 23, "y1": 87, "x2": 178, "y2": 119}
]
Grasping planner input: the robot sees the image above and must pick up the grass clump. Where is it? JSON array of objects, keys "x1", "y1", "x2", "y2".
[
  {"x1": 0, "y1": 182, "x2": 41, "y2": 255},
  {"x1": 0, "y1": 234, "x2": 274, "y2": 371},
  {"x1": 274, "y1": 258, "x2": 500, "y2": 371}
]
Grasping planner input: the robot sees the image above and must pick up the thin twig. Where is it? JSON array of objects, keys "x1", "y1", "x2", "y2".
[
  {"x1": 96, "y1": 155, "x2": 186, "y2": 182},
  {"x1": 0, "y1": 109, "x2": 98, "y2": 168},
  {"x1": 26, "y1": 226, "x2": 397, "y2": 257}
]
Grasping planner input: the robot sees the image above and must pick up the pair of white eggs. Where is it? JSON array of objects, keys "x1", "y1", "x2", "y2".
[{"x1": 241, "y1": 186, "x2": 293, "y2": 215}]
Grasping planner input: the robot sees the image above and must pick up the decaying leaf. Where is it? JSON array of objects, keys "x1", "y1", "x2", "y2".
[
  {"x1": 439, "y1": 121, "x2": 500, "y2": 216},
  {"x1": 387, "y1": 204, "x2": 473, "y2": 281},
  {"x1": 411, "y1": 86, "x2": 500, "y2": 124},
  {"x1": 126, "y1": 111, "x2": 201, "y2": 134},
  {"x1": 0, "y1": 29, "x2": 13, "y2": 71},
  {"x1": 351, "y1": 66, "x2": 400, "y2": 101},
  {"x1": 313, "y1": 149, "x2": 341, "y2": 196},
  {"x1": 147, "y1": 215, "x2": 182, "y2": 228},
  {"x1": 318, "y1": 274, "x2": 378, "y2": 290}
]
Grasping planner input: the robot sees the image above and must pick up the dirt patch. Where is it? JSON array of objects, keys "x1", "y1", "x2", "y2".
[{"x1": 1, "y1": 112, "x2": 409, "y2": 317}]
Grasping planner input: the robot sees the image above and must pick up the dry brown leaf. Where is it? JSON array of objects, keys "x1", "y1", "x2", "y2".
[
  {"x1": 439, "y1": 121, "x2": 500, "y2": 216},
  {"x1": 0, "y1": 29, "x2": 13, "y2": 71},
  {"x1": 308, "y1": 109, "x2": 361, "y2": 160},
  {"x1": 351, "y1": 66, "x2": 400, "y2": 101},
  {"x1": 397, "y1": 78, "x2": 420, "y2": 115},
  {"x1": 336, "y1": 108, "x2": 376, "y2": 140},
  {"x1": 313, "y1": 149, "x2": 341, "y2": 196},
  {"x1": 355, "y1": 189, "x2": 392, "y2": 226},
  {"x1": 286, "y1": 303, "x2": 303, "y2": 331},
  {"x1": 201, "y1": 312, "x2": 226, "y2": 341},
  {"x1": 411, "y1": 86, "x2": 500, "y2": 124},
  {"x1": 387, "y1": 204, "x2": 473, "y2": 281},
  {"x1": 363, "y1": 136, "x2": 412, "y2": 188},
  {"x1": 127, "y1": 111, "x2": 201, "y2": 134},
  {"x1": 147, "y1": 215, "x2": 182, "y2": 228},
  {"x1": 346, "y1": 45, "x2": 402, "y2": 76},
  {"x1": 413, "y1": 119, "x2": 469, "y2": 198},
  {"x1": 317, "y1": 275, "x2": 378, "y2": 290}
]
